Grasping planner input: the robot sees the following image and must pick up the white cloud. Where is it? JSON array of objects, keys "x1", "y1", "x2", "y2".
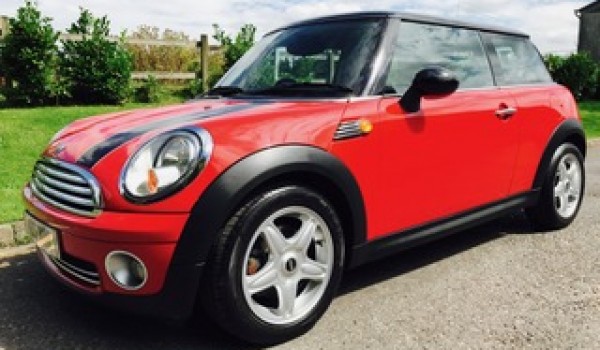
[{"x1": 0, "y1": 0, "x2": 591, "y2": 53}]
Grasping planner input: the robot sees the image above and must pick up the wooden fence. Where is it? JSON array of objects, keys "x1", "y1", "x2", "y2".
[
  {"x1": 0, "y1": 16, "x2": 220, "y2": 91},
  {"x1": 59, "y1": 33, "x2": 219, "y2": 91}
]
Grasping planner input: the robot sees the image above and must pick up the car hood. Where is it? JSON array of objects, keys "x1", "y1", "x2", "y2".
[{"x1": 43, "y1": 98, "x2": 347, "y2": 168}]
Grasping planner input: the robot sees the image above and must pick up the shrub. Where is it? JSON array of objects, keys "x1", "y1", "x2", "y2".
[
  {"x1": 134, "y1": 75, "x2": 162, "y2": 103},
  {"x1": 184, "y1": 78, "x2": 204, "y2": 98},
  {"x1": 0, "y1": 1, "x2": 58, "y2": 106},
  {"x1": 58, "y1": 8, "x2": 132, "y2": 105},
  {"x1": 545, "y1": 53, "x2": 598, "y2": 100},
  {"x1": 543, "y1": 54, "x2": 564, "y2": 78}
]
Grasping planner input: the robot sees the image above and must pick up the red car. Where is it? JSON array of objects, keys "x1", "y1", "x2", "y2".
[{"x1": 24, "y1": 12, "x2": 585, "y2": 345}]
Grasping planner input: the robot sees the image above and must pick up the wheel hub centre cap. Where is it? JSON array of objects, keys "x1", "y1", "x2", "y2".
[
  {"x1": 285, "y1": 258, "x2": 297, "y2": 272},
  {"x1": 282, "y1": 255, "x2": 299, "y2": 275}
]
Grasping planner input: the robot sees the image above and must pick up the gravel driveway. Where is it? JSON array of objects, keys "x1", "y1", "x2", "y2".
[{"x1": 0, "y1": 144, "x2": 599, "y2": 349}]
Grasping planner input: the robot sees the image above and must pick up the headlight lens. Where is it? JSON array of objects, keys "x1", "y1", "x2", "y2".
[{"x1": 121, "y1": 128, "x2": 212, "y2": 202}]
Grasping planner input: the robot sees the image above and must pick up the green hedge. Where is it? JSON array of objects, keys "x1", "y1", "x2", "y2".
[{"x1": 544, "y1": 53, "x2": 599, "y2": 101}]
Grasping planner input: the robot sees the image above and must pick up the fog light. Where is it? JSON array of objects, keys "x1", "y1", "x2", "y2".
[{"x1": 105, "y1": 251, "x2": 148, "y2": 290}]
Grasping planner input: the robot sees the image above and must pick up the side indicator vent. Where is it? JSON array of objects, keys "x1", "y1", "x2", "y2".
[{"x1": 334, "y1": 119, "x2": 373, "y2": 140}]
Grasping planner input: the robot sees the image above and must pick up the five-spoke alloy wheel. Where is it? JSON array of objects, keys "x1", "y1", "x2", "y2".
[
  {"x1": 553, "y1": 152, "x2": 583, "y2": 219},
  {"x1": 242, "y1": 206, "x2": 334, "y2": 325},
  {"x1": 202, "y1": 186, "x2": 344, "y2": 345},
  {"x1": 527, "y1": 143, "x2": 585, "y2": 230}
]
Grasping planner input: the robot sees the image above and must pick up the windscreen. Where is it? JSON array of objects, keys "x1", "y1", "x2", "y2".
[{"x1": 215, "y1": 19, "x2": 385, "y2": 97}]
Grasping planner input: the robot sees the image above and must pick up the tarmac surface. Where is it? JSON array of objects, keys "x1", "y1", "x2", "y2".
[{"x1": 0, "y1": 144, "x2": 598, "y2": 349}]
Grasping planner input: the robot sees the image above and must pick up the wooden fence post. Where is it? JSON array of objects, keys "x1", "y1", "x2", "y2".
[
  {"x1": 200, "y1": 34, "x2": 209, "y2": 92},
  {"x1": 0, "y1": 16, "x2": 9, "y2": 39},
  {"x1": 0, "y1": 16, "x2": 11, "y2": 89}
]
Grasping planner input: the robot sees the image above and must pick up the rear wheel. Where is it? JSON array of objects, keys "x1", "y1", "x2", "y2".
[
  {"x1": 202, "y1": 186, "x2": 344, "y2": 345},
  {"x1": 527, "y1": 143, "x2": 585, "y2": 230}
]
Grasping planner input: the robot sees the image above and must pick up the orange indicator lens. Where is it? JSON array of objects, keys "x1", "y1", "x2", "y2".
[
  {"x1": 358, "y1": 119, "x2": 373, "y2": 134},
  {"x1": 147, "y1": 168, "x2": 159, "y2": 194}
]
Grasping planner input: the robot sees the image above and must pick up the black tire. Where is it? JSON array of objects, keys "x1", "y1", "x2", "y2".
[
  {"x1": 201, "y1": 186, "x2": 345, "y2": 345},
  {"x1": 526, "y1": 143, "x2": 585, "y2": 231}
]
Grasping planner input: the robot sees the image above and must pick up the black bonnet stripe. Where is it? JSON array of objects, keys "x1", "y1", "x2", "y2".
[{"x1": 77, "y1": 103, "x2": 261, "y2": 168}]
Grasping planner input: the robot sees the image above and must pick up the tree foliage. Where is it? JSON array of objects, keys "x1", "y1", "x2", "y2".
[
  {"x1": 58, "y1": 8, "x2": 132, "y2": 104},
  {"x1": 545, "y1": 53, "x2": 599, "y2": 101},
  {"x1": 212, "y1": 24, "x2": 256, "y2": 73},
  {"x1": 0, "y1": 1, "x2": 58, "y2": 106}
]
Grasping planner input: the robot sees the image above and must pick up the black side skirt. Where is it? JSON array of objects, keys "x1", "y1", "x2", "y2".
[{"x1": 349, "y1": 190, "x2": 539, "y2": 268}]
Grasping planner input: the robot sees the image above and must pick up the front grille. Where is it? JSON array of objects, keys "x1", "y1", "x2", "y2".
[
  {"x1": 50, "y1": 253, "x2": 100, "y2": 286},
  {"x1": 30, "y1": 158, "x2": 102, "y2": 217}
]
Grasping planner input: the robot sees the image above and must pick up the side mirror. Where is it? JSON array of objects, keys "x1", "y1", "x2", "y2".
[{"x1": 399, "y1": 67, "x2": 459, "y2": 113}]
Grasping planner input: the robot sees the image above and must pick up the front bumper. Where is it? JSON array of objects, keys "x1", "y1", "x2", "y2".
[{"x1": 23, "y1": 185, "x2": 204, "y2": 320}]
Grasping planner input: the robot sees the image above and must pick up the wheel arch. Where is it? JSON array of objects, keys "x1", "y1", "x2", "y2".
[
  {"x1": 532, "y1": 119, "x2": 586, "y2": 190},
  {"x1": 171, "y1": 145, "x2": 367, "y2": 269}
]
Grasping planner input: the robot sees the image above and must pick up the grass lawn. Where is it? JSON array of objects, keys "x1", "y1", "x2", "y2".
[
  {"x1": 0, "y1": 101, "x2": 599, "y2": 224},
  {"x1": 579, "y1": 101, "x2": 600, "y2": 138},
  {"x1": 0, "y1": 104, "x2": 171, "y2": 224}
]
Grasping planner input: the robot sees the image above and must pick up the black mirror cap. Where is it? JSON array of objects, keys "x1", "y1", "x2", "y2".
[
  {"x1": 400, "y1": 67, "x2": 459, "y2": 113},
  {"x1": 414, "y1": 67, "x2": 459, "y2": 95}
]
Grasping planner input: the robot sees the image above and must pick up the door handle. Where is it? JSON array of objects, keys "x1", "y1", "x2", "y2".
[{"x1": 495, "y1": 106, "x2": 517, "y2": 120}]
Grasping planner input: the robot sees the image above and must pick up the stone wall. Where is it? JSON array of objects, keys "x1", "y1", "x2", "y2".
[{"x1": 0, "y1": 221, "x2": 26, "y2": 247}]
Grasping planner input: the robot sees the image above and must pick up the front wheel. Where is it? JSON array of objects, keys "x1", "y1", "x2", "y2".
[
  {"x1": 201, "y1": 186, "x2": 344, "y2": 345},
  {"x1": 527, "y1": 143, "x2": 585, "y2": 230}
]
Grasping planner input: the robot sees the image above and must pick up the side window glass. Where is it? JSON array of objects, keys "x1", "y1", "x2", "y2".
[
  {"x1": 482, "y1": 33, "x2": 552, "y2": 86},
  {"x1": 384, "y1": 21, "x2": 494, "y2": 94}
]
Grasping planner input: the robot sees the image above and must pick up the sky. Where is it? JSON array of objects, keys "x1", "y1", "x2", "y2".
[{"x1": 1, "y1": 0, "x2": 594, "y2": 54}]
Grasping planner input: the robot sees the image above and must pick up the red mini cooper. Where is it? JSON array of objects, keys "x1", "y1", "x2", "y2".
[{"x1": 24, "y1": 12, "x2": 586, "y2": 345}]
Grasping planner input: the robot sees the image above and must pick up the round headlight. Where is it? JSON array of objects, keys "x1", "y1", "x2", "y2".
[{"x1": 120, "y1": 128, "x2": 212, "y2": 203}]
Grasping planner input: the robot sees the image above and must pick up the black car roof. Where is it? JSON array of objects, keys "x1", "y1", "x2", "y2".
[{"x1": 269, "y1": 11, "x2": 528, "y2": 38}]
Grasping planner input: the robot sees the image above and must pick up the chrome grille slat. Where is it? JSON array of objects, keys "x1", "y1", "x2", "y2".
[
  {"x1": 32, "y1": 177, "x2": 95, "y2": 207},
  {"x1": 50, "y1": 256, "x2": 100, "y2": 286},
  {"x1": 57, "y1": 258, "x2": 100, "y2": 279},
  {"x1": 30, "y1": 181, "x2": 96, "y2": 217},
  {"x1": 30, "y1": 158, "x2": 102, "y2": 217},
  {"x1": 37, "y1": 163, "x2": 88, "y2": 185},
  {"x1": 34, "y1": 170, "x2": 93, "y2": 196}
]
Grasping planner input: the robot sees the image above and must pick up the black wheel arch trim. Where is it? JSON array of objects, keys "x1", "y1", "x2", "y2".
[
  {"x1": 532, "y1": 119, "x2": 586, "y2": 191},
  {"x1": 170, "y1": 145, "x2": 367, "y2": 267}
]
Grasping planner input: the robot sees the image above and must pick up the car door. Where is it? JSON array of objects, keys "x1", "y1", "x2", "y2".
[
  {"x1": 480, "y1": 32, "x2": 562, "y2": 194},
  {"x1": 332, "y1": 21, "x2": 521, "y2": 240}
]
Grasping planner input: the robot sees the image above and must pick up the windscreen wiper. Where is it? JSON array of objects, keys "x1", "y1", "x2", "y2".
[
  {"x1": 249, "y1": 82, "x2": 355, "y2": 96},
  {"x1": 205, "y1": 86, "x2": 245, "y2": 97}
]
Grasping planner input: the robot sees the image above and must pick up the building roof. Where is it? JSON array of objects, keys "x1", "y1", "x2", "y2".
[
  {"x1": 269, "y1": 12, "x2": 528, "y2": 38},
  {"x1": 577, "y1": 0, "x2": 600, "y2": 14}
]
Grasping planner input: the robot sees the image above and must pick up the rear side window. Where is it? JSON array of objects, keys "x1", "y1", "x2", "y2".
[
  {"x1": 384, "y1": 21, "x2": 494, "y2": 94},
  {"x1": 481, "y1": 33, "x2": 552, "y2": 86}
]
